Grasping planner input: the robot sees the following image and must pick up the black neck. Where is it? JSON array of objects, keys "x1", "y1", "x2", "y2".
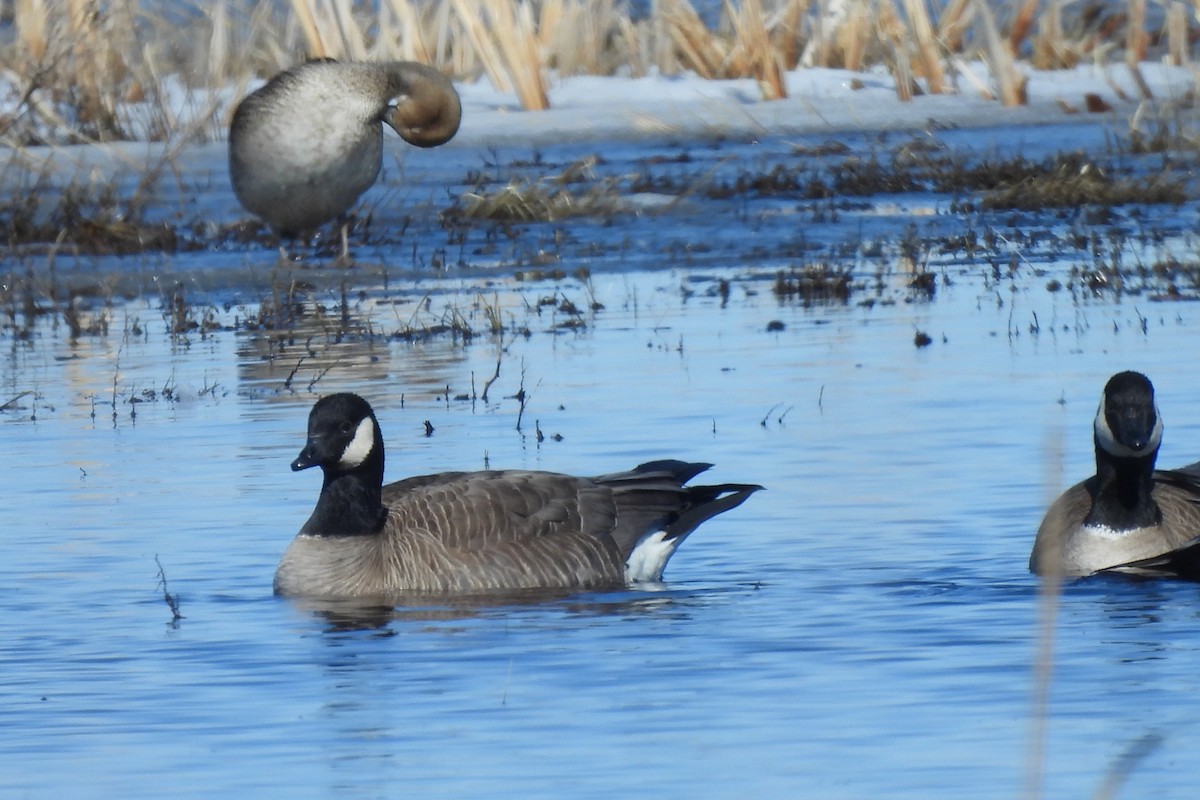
[
  {"x1": 1086, "y1": 437, "x2": 1161, "y2": 530},
  {"x1": 301, "y1": 463, "x2": 387, "y2": 538}
]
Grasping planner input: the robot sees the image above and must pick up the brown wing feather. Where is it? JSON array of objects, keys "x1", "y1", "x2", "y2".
[
  {"x1": 1149, "y1": 473, "x2": 1200, "y2": 548},
  {"x1": 376, "y1": 470, "x2": 625, "y2": 591}
]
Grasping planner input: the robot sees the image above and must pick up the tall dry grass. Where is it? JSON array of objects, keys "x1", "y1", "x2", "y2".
[{"x1": 0, "y1": 0, "x2": 1189, "y2": 143}]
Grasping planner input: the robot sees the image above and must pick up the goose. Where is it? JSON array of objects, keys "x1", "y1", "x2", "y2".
[
  {"x1": 1030, "y1": 371, "x2": 1200, "y2": 579},
  {"x1": 228, "y1": 60, "x2": 461, "y2": 239},
  {"x1": 275, "y1": 393, "x2": 762, "y2": 598}
]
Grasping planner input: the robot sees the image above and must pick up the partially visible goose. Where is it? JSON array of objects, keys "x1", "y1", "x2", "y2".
[
  {"x1": 275, "y1": 393, "x2": 762, "y2": 598},
  {"x1": 229, "y1": 60, "x2": 461, "y2": 238},
  {"x1": 1030, "y1": 371, "x2": 1200, "y2": 579}
]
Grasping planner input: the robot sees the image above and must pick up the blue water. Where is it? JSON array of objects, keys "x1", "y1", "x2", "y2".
[{"x1": 4, "y1": 124, "x2": 1200, "y2": 797}]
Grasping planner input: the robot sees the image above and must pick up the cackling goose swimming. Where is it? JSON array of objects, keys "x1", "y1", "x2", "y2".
[
  {"x1": 275, "y1": 393, "x2": 762, "y2": 598},
  {"x1": 229, "y1": 60, "x2": 461, "y2": 238},
  {"x1": 1030, "y1": 371, "x2": 1200, "y2": 579}
]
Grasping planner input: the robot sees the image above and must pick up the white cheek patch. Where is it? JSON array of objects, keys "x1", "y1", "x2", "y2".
[
  {"x1": 1094, "y1": 397, "x2": 1162, "y2": 458},
  {"x1": 337, "y1": 417, "x2": 376, "y2": 469}
]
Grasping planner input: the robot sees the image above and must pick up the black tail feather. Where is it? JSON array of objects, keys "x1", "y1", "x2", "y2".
[
  {"x1": 665, "y1": 483, "x2": 762, "y2": 543},
  {"x1": 595, "y1": 460, "x2": 761, "y2": 561}
]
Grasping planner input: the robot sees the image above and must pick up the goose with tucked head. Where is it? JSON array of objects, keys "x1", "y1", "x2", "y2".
[
  {"x1": 1030, "y1": 371, "x2": 1200, "y2": 579},
  {"x1": 229, "y1": 60, "x2": 461, "y2": 238},
  {"x1": 275, "y1": 393, "x2": 762, "y2": 598}
]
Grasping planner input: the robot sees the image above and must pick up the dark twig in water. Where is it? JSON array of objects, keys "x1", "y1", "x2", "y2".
[
  {"x1": 283, "y1": 357, "x2": 306, "y2": 390},
  {"x1": 308, "y1": 363, "x2": 334, "y2": 393},
  {"x1": 513, "y1": 386, "x2": 528, "y2": 431},
  {"x1": 0, "y1": 391, "x2": 31, "y2": 412},
  {"x1": 1134, "y1": 306, "x2": 1148, "y2": 335},
  {"x1": 423, "y1": 420, "x2": 434, "y2": 437},
  {"x1": 760, "y1": 403, "x2": 782, "y2": 427},
  {"x1": 511, "y1": 362, "x2": 531, "y2": 432},
  {"x1": 481, "y1": 353, "x2": 502, "y2": 403},
  {"x1": 155, "y1": 555, "x2": 183, "y2": 625},
  {"x1": 198, "y1": 374, "x2": 220, "y2": 399}
]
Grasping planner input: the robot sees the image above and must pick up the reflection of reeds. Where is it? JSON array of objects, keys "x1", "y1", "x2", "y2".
[
  {"x1": 772, "y1": 264, "x2": 853, "y2": 305},
  {"x1": 0, "y1": 0, "x2": 1182, "y2": 135}
]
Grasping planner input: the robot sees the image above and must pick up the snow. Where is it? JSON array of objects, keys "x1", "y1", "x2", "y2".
[
  {"x1": 445, "y1": 61, "x2": 1196, "y2": 146},
  {"x1": 7, "y1": 59, "x2": 1194, "y2": 153}
]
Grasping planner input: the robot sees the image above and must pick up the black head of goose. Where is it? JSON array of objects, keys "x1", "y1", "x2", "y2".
[
  {"x1": 1030, "y1": 371, "x2": 1200, "y2": 579},
  {"x1": 275, "y1": 393, "x2": 762, "y2": 598},
  {"x1": 228, "y1": 60, "x2": 461, "y2": 238}
]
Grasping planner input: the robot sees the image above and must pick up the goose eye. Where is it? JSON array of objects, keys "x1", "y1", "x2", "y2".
[{"x1": 341, "y1": 422, "x2": 354, "y2": 435}]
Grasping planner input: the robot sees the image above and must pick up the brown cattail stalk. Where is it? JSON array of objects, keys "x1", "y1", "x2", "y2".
[
  {"x1": 454, "y1": 0, "x2": 548, "y2": 110},
  {"x1": 775, "y1": 0, "x2": 807, "y2": 71},
  {"x1": 727, "y1": 0, "x2": 787, "y2": 100},
  {"x1": 937, "y1": 0, "x2": 973, "y2": 53},
  {"x1": 663, "y1": 0, "x2": 725, "y2": 79},
  {"x1": 289, "y1": 0, "x2": 327, "y2": 58},
  {"x1": 383, "y1": 0, "x2": 434, "y2": 63},
  {"x1": 1008, "y1": 0, "x2": 1040, "y2": 55},
  {"x1": 331, "y1": 0, "x2": 368, "y2": 61},
  {"x1": 902, "y1": 0, "x2": 946, "y2": 94},
  {"x1": 975, "y1": 0, "x2": 1026, "y2": 106},
  {"x1": 1125, "y1": 0, "x2": 1153, "y2": 98},
  {"x1": 841, "y1": 0, "x2": 871, "y2": 72},
  {"x1": 15, "y1": 0, "x2": 49, "y2": 61},
  {"x1": 1166, "y1": 1, "x2": 1188, "y2": 67},
  {"x1": 452, "y1": 0, "x2": 513, "y2": 92}
]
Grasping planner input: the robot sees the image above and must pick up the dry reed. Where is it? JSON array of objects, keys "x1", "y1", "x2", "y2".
[
  {"x1": 0, "y1": 0, "x2": 1189, "y2": 139},
  {"x1": 902, "y1": 0, "x2": 945, "y2": 94},
  {"x1": 974, "y1": 0, "x2": 1027, "y2": 106},
  {"x1": 454, "y1": 0, "x2": 549, "y2": 110}
]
